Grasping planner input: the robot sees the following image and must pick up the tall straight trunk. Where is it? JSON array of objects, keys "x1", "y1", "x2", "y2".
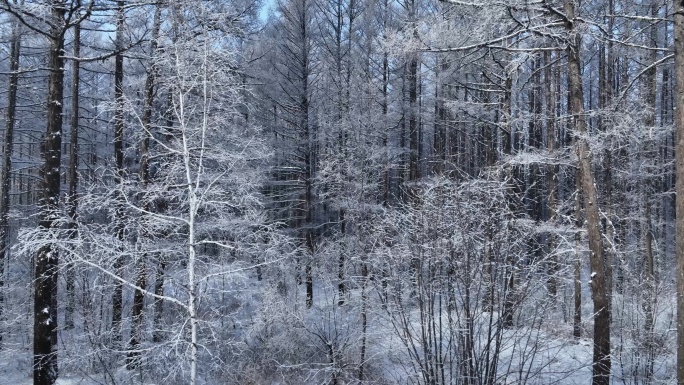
[
  {"x1": 500, "y1": 58, "x2": 517, "y2": 326},
  {"x1": 187, "y1": 193, "x2": 198, "y2": 385},
  {"x1": 65, "y1": 23, "x2": 80, "y2": 331},
  {"x1": 643, "y1": 0, "x2": 658, "y2": 350},
  {"x1": 673, "y1": 0, "x2": 684, "y2": 381},
  {"x1": 433, "y1": 58, "x2": 446, "y2": 175},
  {"x1": 334, "y1": 0, "x2": 355, "y2": 306},
  {"x1": 358, "y1": 252, "x2": 368, "y2": 381},
  {"x1": 408, "y1": 54, "x2": 419, "y2": 183},
  {"x1": 407, "y1": 0, "x2": 419, "y2": 184},
  {"x1": 527, "y1": 55, "x2": 543, "y2": 259},
  {"x1": 305, "y1": 151, "x2": 313, "y2": 309},
  {"x1": 295, "y1": 0, "x2": 314, "y2": 310},
  {"x1": 661, "y1": 65, "x2": 672, "y2": 263},
  {"x1": 128, "y1": 2, "x2": 161, "y2": 366},
  {"x1": 0, "y1": 14, "x2": 21, "y2": 348},
  {"x1": 545, "y1": 50, "x2": 558, "y2": 297},
  {"x1": 336, "y1": 0, "x2": 357, "y2": 306},
  {"x1": 111, "y1": 0, "x2": 126, "y2": 344},
  {"x1": 380, "y1": 0, "x2": 391, "y2": 303},
  {"x1": 563, "y1": 1, "x2": 611, "y2": 383},
  {"x1": 179, "y1": 91, "x2": 199, "y2": 385},
  {"x1": 382, "y1": 44, "x2": 390, "y2": 205},
  {"x1": 34, "y1": 2, "x2": 67, "y2": 384},
  {"x1": 333, "y1": 0, "x2": 345, "y2": 306},
  {"x1": 484, "y1": 75, "x2": 511, "y2": 313},
  {"x1": 601, "y1": 0, "x2": 615, "y2": 304},
  {"x1": 338, "y1": 210, "x2": 345, "y2": 305},
  {"x1": 302, "y1": 79, "x2": 313, "y2": 309}
]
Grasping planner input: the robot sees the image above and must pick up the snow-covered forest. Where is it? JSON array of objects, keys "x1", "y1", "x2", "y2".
[{"x1": 1, "y1": 0, "x2": 683, "y2": 384}]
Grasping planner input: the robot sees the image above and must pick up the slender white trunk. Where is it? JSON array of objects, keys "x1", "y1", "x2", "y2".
[
  {"x1": 180, "y1": 95, "x2": 198, "y2": 385},
  {"x1": 188, "y1": 218, "x2": 197, "y2": 385}
]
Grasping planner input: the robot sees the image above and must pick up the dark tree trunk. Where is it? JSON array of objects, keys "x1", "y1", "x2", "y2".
[
  {"x1": 34, "y1": 2, "x2": 67, "y2": 383},
  {"x1": 111, "y1": 0, "x2": 126, "y2": 344},
  {"x1": 127, "y1": 2, "x2": 162, "y2": 366},
  {"x1": 643, "y1": 2, "x2": 658, "y2": 359},
  {"x1": 545, "y1": 50, "x2": 558, "y2": 297},
  {"x1": 601, "y1": 0, "x2": 615, "y2": 308},
  {"x1": 294, "y1": 0, "x2": 314, "y2": 310},
  {"x1": 358, "y1": 251, "x2": 368, "y2": 381},
  {"x1": 408, "y1": 53, "x2": 419, "y2": 183},
  {"x1": 64, "y1": 22, "x2": 80, "y2": 331},
  {"x1": 573, "y1": 169, "x2": 582, "y2": 339},
  {"x1": 382, "y1": 39, "x2": 390, "y2": 205},
  {"x1": 500, "y1": 75, "x2": 515, "y2": 326}
]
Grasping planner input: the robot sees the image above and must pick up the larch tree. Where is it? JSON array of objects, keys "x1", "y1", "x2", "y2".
[
  {"x1": 561, "y1": 0, "x2": 612, "y2": 380},
  {"x1": 0, "y1": 1, "x2": 95, "y2": 384},
  {"x1": 273, "y1": 0, "x2": 317, "y2": 308}
]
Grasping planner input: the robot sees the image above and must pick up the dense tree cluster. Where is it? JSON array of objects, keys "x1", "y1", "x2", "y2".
[{"x1": 0, "y1": 0, "x2": 683, "y2": 384}]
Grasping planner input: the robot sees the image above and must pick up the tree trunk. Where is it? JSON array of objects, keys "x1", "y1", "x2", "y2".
[
  {"x1": 65, "y1": 22, "x2": 80, "y2": 331},
  {"x1": 643, "y1": 0, "x2": 658, "y2": 357},
  {"x1": 127, "y1": 1, "x2": 161, "y2": 367},
  {"x1": 500, "y1": 74, "x2": 515, "y2": 325},
  {"x1": 338, "y1": 210, "x2": 345, "y2": 305},
  {"x1": 564, "y1": 1, "x2": 611, "y2": 383},
  {"x1": 601, "y1": 0, "x2": 615, "y2": 311},
  {"x1": 573, "y1": 168, "x2": 582, "y2": 339},
  {"x1": 298, "y1": 0, "x2": 314, "y2": 310},
  {"x1": 111, "y1": 0, "x2": 126, "y2": 344},
  {"x1": 358, "y1": 252, "x2": 368, "y2": 381},
  {"x1": 545, "y1": 50, "x2": 558, "y2": 297},
  {"x1": 34, "y1": 2, "x2": 67, "y2": 383}
]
